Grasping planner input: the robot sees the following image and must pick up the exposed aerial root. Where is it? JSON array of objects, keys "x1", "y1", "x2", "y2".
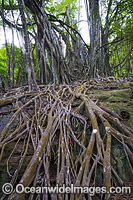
[{"x1": 0, "y1": 81, "x2": 133, "y2": 200}]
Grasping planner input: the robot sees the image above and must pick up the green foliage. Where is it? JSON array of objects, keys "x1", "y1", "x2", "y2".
[
  {"x1": 45, "y1": 0, "x2": 78, "y2": 22},
  {"x1": 0, "y1": 46, "x2": 7, "y2": 79},
  {"x1": 102, "y1": 0, "x2": 133, "y2": 77},
  {"x1": 0, "y1": 0, "x2": 18, "y2": 10},
  {"x1": 0, "y1": 44, "x2": 22, "y2": 82}
]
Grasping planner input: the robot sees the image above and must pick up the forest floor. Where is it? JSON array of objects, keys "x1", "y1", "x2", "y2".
[{"x1": 0, "y1": 77, "x2": 133, "y2": 200}]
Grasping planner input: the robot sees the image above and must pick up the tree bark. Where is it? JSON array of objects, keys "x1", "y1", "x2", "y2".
[
  {"x1": 17, "y1": 0, "x2": 32, "y2": 90},
  {"x1": 88, "y1": 0, "x2": 101, "y2": 77},
  {"x1": 2, "y1": 0, "x2": 11, "y2": 88}
]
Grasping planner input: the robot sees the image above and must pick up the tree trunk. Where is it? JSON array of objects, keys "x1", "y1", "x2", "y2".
[
  {"x1": 11, "y1": 28, "x2": 15, "y2": 87},
  {"x1": 89, "y1": 0, "x2": 101, "y2": 77},
  {"x1": 2, "y1": 0, "x2": 11, "y2": 88},
  {"x1": 17, "y1": 0, "x2": 32, "y2": 91},
  {"x1": 101, "y1": 0, "x2": 112, "y2": 76}
]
